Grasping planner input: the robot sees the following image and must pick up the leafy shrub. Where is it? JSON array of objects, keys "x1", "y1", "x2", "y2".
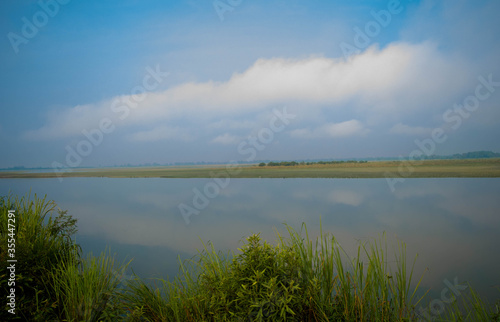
[{"x1": 198, "y1": 233, "x2": 316, "y2": 320}]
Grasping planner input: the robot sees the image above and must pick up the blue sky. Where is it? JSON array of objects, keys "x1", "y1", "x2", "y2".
[{"x1": 1, "y1": 0, "x2": 499, "y2": 168}]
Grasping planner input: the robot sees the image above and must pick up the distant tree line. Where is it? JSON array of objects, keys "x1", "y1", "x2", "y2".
[
  {"x1": 3, "y1": 151, "x2": 499, "y2": 171},
  {"x1": 419, "y1": 151, "x2": 500, "y2": 160},
  {"x1": 258, "y1": 160, "x2": 368, "y2": 167}
]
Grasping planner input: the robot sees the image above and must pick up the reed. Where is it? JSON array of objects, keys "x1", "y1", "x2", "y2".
[
  {"x1": 50, "y1": 248, "x2": 131, "y2": 321},
  {"x1": 0, "y1": 193, "x2": 129, "y2": 321},
  {"x1": 2, "y1": 193, "x2": 499, "y2": 320},
  {"x1": 121, "y1": 223, "x2": 423, "y2": 321},
  {"x1": 422, "y1": 284, "x2": 500, "y2": 321},
  {"x1": 122, "y1": 223, "x2": 499, "y2": 321},
  {"x1": 0, "y1": 192, "x2": 79, "y2": 320}
]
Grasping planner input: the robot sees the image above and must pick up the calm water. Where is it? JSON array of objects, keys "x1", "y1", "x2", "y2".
[{"x1": 1, "y1": 178, "x2": 499, "y2": 305}]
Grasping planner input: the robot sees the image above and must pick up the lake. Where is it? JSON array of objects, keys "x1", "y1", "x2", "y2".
[{"x1": 1, "y1": 177, "x2": 499, "y2": 307}]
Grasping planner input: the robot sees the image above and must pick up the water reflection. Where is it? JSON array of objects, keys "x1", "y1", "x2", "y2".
[{"x1": 1, "y1": 178, "x2": 499, "y2": 303}]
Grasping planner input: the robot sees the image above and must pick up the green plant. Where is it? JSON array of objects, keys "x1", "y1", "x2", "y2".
[
  {"x1": 425, "y1": 285, "x2": 500, "y2": 322},
  {"x1": 0, "y1": 193, "x2": 129, "y2": 321},
  {"x1": 51, "y1": 248, "x2": 130, "y2": 321},
  {"x1": 0, "y1": 193, "x2": 79, "y2": 320},
  {"x1": 198, "y1": 233, "x2": 310, "y2": 320},
  {"x1": 121, "y1": 222, "x2": 429, "y2": 321},
  {"x1": 2, "y1": 192, "x2": 499, "y2": 321}
]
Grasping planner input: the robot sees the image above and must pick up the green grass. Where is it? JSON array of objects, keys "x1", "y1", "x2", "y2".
[
  {"x1": 0, "y1": 193, "x2": 129, "y2": 321},
  {"x1": 1, "y1": 193, "x2": 499, "y2": 321},
  {"x1": 0, "y1": 192, "x2": 79, "y2": 320},
  {"x1": 121, "y1": 224, "x2": 499, "y2": 321},
  {"x1": 1, "y1": 158, "x2": 500, "y2": 179},
  {"x1": 51, "y1": 248, "x2": 131, "y2": 321}
]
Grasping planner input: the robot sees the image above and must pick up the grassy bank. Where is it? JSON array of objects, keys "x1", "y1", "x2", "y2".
[
  {"x1": 1, "y1": 193, "x2": 499, "y2": 321},
  {"x1": 0, "y1": 193, "x2": 130, "y2": 321},
  {"x1": 1, "y1": 158, "x2": 500, "y2": 179}
]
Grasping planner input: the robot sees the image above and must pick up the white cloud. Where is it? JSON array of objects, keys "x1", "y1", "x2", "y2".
[
  {"x1": 323, "y1": 120, "x2": 369, "y2": 137},
  {"x1": 24, "y1": 42, "x2": 470, "y2": 141},
  {"x1": 389, "y1": 123, "x2": 433, "y2": 136},
  {"x1": 128, "y1": 126, "x2": 190, "y2": 142},
  {"x1": 207, "y1": 119, "x2": 256, "y2": 130},
  {"x1": 290, "y1": 119, "x2": 369, "y2": 139},
  {"x1": 211, "y1": 133, "x2": 241, "y2": 145},
  {"x1": 23, "y1": 103, "x2": 112, "y2": 141},
  {"x1": 328, "y1": 190, "x2": 363, "y2": 206}
]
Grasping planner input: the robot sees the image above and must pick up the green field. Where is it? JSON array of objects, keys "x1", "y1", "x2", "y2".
[{"x1": 1, "y1": 158, "x2": 500, "y2": 179}]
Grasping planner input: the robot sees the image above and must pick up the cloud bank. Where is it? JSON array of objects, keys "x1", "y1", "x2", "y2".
[{"x1": 24, "y1": 42, "x2": 471, "y2": 151}]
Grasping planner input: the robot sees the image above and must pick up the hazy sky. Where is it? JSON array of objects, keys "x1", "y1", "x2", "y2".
[{"x1": 1, "y1": 0, "x2": 499, "y2": 168}]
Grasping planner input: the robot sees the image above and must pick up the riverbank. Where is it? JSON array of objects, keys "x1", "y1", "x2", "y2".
[{"x1": 1, "y1": 158, "x2": 500, "y2": 179}]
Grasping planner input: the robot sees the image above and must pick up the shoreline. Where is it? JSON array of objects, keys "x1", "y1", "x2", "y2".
[{"x1": 1, "y1": 158, "x2": 500, "y2": 179}]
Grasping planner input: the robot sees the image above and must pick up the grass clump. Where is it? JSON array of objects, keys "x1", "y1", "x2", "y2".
[
  {"x1": 51, "y1": 248, "x2": 131, "y2": 321},
  {"x1": 199, "y1": 234, "x2": 312, "y2": 320},
  {"x1": 0, "y1": 193, "x2": 129, "y2": 321},
  {"x1": 0, "y1": 193, "x2": 79, "y2": 320},
  {"x1": 122, "y1": 223, "x2": 426, "y2": 321},
  {"x1": 123, "y1": 223, "x2": 499, "y2": 321}
]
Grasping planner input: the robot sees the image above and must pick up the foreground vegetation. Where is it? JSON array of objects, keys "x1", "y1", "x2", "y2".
[
  {"x1": 0, "y1": 193, "x2": 129, "y2": 321},
  {"x1": 1, "y1": 193, "x2": 499, "y2": 321},
  {"x1": 1, "y1": 158, "x2": 500, "y2": 179}
]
